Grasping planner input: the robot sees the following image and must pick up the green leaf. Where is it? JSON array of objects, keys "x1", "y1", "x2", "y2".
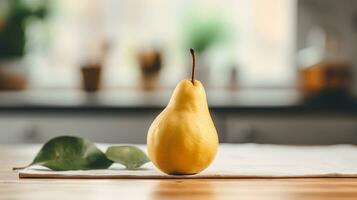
[
  {"x1": 14, "y1": 136, "x2": 113, "y2": 171},
  {"x1": 106, "y1": 146, "x2": 150, "y2": 169}
]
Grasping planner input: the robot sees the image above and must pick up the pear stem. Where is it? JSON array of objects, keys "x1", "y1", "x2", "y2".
[{"x1": 190, "y1": 48, "x2": 196, "y2": 84}]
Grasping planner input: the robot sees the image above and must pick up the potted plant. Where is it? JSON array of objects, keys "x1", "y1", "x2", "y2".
[
  {"x1": 184, "y1": 15, "x2": 230, "y2": 86},
  {"x1": 0, "y1": 0, "x2": 47, "y2": 90},
  {"x1": 137, "y1": 48, "x2": 162, "y2": 90}
]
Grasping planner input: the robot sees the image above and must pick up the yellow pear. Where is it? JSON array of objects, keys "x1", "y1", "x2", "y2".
[{"x1": 147, "y1": 49, "x2": 219, "y2": 175}]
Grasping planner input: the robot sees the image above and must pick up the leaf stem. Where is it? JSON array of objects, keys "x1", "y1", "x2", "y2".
[{"x1": 12, "y1": 166, "x2": 29, "y2": 171}]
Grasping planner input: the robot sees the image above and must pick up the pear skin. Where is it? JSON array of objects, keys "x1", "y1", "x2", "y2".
[{"x1": 147, "y1": 79, "x2": 219, "y2": 175}]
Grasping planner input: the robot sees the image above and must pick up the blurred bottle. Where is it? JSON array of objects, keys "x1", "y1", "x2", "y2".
[
  {"x1": 298, "y1": 27, "x2": 352, "y2": 102},
  {"x1": 228, "y1": 65, "x2": 239, "y2": 90}
]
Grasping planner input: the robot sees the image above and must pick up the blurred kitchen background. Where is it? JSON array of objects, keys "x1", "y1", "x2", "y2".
[{"x1": 0, "y1": 0, "x2": 356, "y2": 144}]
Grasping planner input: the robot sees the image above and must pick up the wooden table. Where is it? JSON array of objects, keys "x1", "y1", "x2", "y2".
[{"x1": 1, "y1": 145, "x2": 357, "y2": 200}]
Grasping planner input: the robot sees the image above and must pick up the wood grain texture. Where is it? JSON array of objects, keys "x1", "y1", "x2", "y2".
[{"x1": 2, "y1": 145, "x2": 357, "y2": 200}]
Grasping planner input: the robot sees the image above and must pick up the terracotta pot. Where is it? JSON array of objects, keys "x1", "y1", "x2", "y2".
[
  {"x1": 0, "y1": 70, "x2": 27, "y2": 90},
  {"x1": 81, "y1": 65, "x2": 102, "y2": 92},
  {"x1": 138, "y1": 50, "x2": 162, "y2": 90},
  {"x1": 0, "y1": 59, "x2": 27, "y2": 90}
]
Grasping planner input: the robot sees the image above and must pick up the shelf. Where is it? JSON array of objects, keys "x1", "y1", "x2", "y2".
[{"x1": 0, "y1": 89, "x2": 356, "y2": 114}]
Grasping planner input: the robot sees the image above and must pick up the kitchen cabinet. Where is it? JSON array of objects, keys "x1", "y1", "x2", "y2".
[
  {"x1": 0, "y1": 113, "x2": 156, "y2": 144},
  {"x1": 0, "y1": 89, "x2": 356, "y2": 144},
  {"x1": 225, "y1": 115, "x2": 357, "y2": 144}
]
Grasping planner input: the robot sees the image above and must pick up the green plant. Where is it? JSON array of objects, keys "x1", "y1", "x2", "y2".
[
  {"x1": 184, "y1": 15, "x2": 230, "y2": 54},
  {"x1": 0, "y1": 0, "x2": 47, "y2": 59}
]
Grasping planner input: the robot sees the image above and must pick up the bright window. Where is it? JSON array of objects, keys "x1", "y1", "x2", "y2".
[{"x1": 25, "y1": 0, "x2": 297, "y2": 89}]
